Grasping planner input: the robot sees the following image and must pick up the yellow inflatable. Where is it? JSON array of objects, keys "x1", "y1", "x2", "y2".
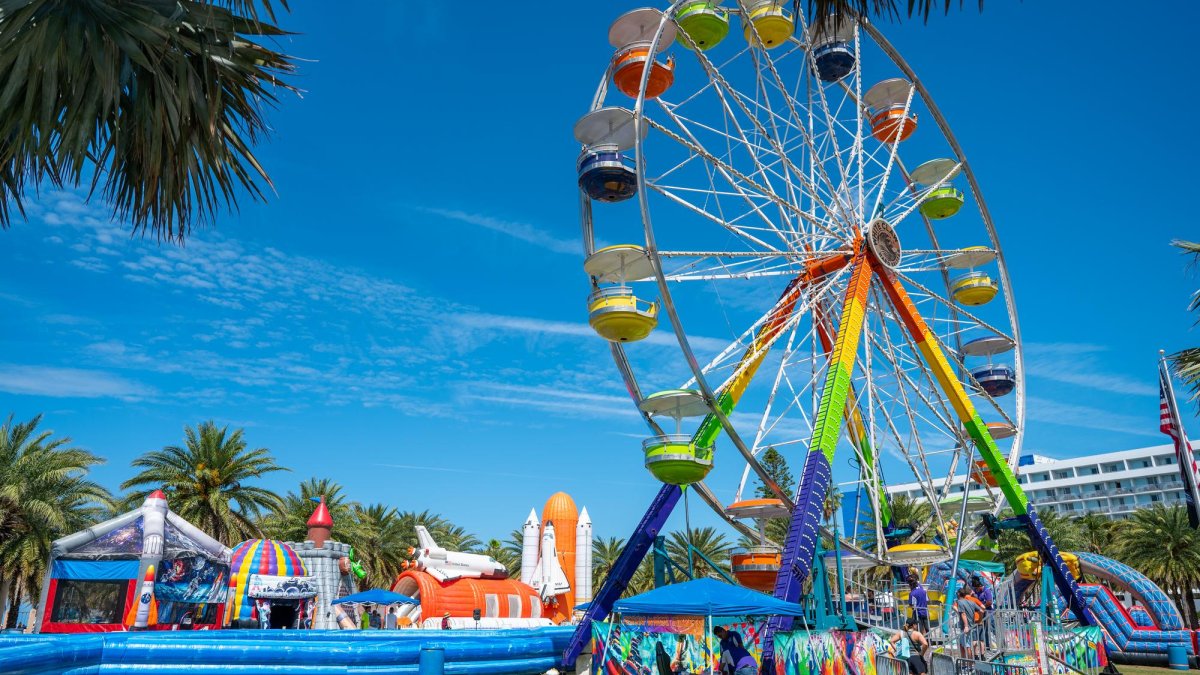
[{"x1": 1015, "y1": 550, "x2": 1080, "y2": 581}]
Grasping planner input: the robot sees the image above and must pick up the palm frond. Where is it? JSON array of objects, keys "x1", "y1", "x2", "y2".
[
  {"x1": 806, "y1": 0, "x2": 982, "y2": 35},
  {"x1": 0, "y1": 0, "x2": 297, "y2": 240}
]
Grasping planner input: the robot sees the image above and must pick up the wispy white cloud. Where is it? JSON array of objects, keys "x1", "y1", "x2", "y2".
[
  {"x1": 419, "y1": 206, "x2": 580, "y2": 255},
  {"x1": 1024, "y1": 342, "x2": 1156, "y2": 396},
  {"x1": 1025, "y1": 395, "x2": 1159, "y2": 437},
  {"x1": 22, "y1": 191, "x2": 471, "y2": 413},
  {"x1": 458, "y1": 381, "x2": 639, "y2": 421},
  {"x1": 0, "y1": 364, "x2": 149, "y2": 400},
  {"x1": 453, "y1": 312, "x2": 732, "y2": 353}
]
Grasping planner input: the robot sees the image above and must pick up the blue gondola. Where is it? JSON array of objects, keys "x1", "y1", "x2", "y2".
[
  {"x1": 577, "y1": 146, "x2": 637, "y2": 203},
  {"x1": 813, "y1": 40, "x2": 855, "y2": 82},
  {"x1": 972, "y1": 364, "x2": 1016, "y2": 398}
]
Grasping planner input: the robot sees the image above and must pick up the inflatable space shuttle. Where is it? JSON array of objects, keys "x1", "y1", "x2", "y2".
[
  {"x1": 520, "y1": 494, "x2": 593, "y2": 622},
  {"x1": 528, "y1": 524, "x2": 571, "y2": 602},
  {"x1": 407, "y1": 526, "x2": 507, "y2": 581}
]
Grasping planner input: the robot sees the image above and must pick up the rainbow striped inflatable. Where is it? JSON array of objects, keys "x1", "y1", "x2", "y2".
[{"x1": 227, "y1": 539, "x2": 309, "y2": 624}]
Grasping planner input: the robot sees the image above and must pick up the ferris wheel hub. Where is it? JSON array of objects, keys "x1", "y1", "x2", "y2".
[{"x1": 865, "y1": 218, "x2": 901, "y2": 269}]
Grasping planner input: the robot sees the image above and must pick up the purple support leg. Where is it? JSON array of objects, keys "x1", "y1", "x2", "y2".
[
  {"x1": 561, "y1": 483, "x2": 682, "y2": 668},
  {"x1": 761, "y1": 450, "x2": 834, "y2": 672},
  {"x1": 1019, "y1": 508, "x2": 1095, "y2": 625}
]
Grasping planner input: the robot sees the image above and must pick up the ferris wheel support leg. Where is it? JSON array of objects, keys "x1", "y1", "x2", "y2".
[
  {"x1": 762, "y1": 251, "x2": 874, "y2": 671},
  {"x1": 561, "y1": 483, "x2": 682, "y2": 669},
  {"x1": 871, "y1": 260, "x2": 1095, "y2": 626}
]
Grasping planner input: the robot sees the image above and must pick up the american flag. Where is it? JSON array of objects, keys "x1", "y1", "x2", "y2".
[{"x1": 1160, "y1": 370, "x2": 1200, "y2": 528}]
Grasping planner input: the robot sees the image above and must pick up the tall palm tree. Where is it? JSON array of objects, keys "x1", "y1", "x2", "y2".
[
  {"x1": 0, "y1": 415, "x2": 111, "y2": 628},
  {"x1": 1075, "y1": 513, "x2": 1115, "y2": 555},
  {"x1": 1170, "y1": 240, "x2": 1200, "y2": 408},
  {"x1": 592, "y1": 536, "x2": 627, "y2": 590},
  {"x1": 1116, "y1": 505, "x2": 1200, "y2": 628},
  {"x1": 995, "y1": 508, "x2": 1084, "y2": 569},
  {"x1": 259, "y1": 477, "x2": 362, "y2": 543},
  {"x1": 350, "y1": 503, "x2": 409, "y2": 590},
  {"x1": 503, "y1": 528, "x2": 526, "y2": 580},
  {"x1": 0, "y1": 0, "x2": 297, "y2": 240},
  {"x1": 666, "y1": 527, "x2": 733, "y2": 580},
  {"x1": 120, "y1": 421, "x2": 287, "y2": 546}
]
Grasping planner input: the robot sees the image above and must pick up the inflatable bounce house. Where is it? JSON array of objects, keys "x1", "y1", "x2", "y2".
[
  {"x1": 36, "y1": 490, "x2": 231, "y2": 633},
  {"x1": 1016, "y1": 550, "x2": 1196, "y2": 666},
  {"x1": 226, "y1": 539, "x2": 316, "y2": 629},
  {"x1": 287, "y1": 496, "x2": 361, "y2": 629},
  {"x1": 390, "y1": 492, "x2": 593, "y2": 628}
]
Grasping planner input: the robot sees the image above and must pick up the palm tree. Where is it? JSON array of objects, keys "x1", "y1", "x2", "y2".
[
  {"x1": 995, "y1": 508, "x2": 1084, "y2": 569},
  {"x1": 1115, "y1": 506, "x2": 1200, "y2": 628},
  {"x1": 259, "y1": 478, "x2": 362, "y2": 543},
  {"x1": 1169, "y1": 240, "x2": 1200, "y2": 408},
  {"x1": 592, "y1": 536, "x2": 628, "y2": 590},
  {"x1": 1075, "y1": 513, "x2": 1115, "y2": 555},
  {"x1": 807, "y1": 1, "x2": 982, "y2": 35},
  {"x1": 475, "y1": 539, "x2": 518, "y2": 573},
  {"x1": 120, "y1": 421, "x2": 287, "y2": 546},
  {"x1": 0, "y1": 0, "x2": 297, "y2": 240},
  {"x1": 350, "y1": 504, "x2": 409, "y2": 590},
  {"x1": 0, "y1": 415, "x2": 111, "y2": 628},
  {"x1": 503, "y1": 528, "x2": 526, "y2": 580},
  {"x1": 666, "y1": 527, "x2": 733, "y2": 580}
]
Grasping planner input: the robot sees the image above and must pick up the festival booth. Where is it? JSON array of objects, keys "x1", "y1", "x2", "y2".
[
  {"x1": 589, "y1": 578, "x2": 806, "y2": 674},
  {"x1": 36, "y1": 490, "x2": 231, "y2": 633},
  {"x1": 227, "y1": 539, "x2": 317, "y2": 629}
]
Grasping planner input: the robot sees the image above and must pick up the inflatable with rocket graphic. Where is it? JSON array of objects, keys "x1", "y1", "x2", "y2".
[{"x1": 389, "y1": 492, "x2": 592, "y2": 627}]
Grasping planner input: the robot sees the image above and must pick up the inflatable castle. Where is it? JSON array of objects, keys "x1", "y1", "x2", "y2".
[{"x1": 225, "y1": 497, "x2": 358, "y2": 629}]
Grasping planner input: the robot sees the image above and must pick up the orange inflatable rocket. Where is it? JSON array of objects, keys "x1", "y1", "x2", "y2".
[{"x1": 541, "y1": 492, "x2": 578, "y2": 624}]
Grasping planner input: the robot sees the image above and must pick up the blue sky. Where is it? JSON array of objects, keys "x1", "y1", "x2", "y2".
[{"x1": 1, "y1": 0, "x2": 1198, "y2": 547}]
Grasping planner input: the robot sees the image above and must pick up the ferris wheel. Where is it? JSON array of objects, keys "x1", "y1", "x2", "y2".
[{"x1": 575, "y1": 0, "x2": 1029, "y2": 583}]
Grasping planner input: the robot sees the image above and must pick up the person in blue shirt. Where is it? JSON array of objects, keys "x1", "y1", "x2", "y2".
[
  {"x1": 713, "y1": 626, "x2": 758, "y2": 675},
  {"x1": 907, "y1": 573, "x2": 929, "y2": 633}
]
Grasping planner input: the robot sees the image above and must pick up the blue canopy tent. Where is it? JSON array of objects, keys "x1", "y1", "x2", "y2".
[
  {"x1": 599, "y1": 578, "x2": 807, "y2": 617},
  {"x1": 331, "y1": 589, "x2": 417, "y2": 606}
]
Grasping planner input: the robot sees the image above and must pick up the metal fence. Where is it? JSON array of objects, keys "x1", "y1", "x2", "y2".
[
  {"x1": 959, "y1": 657, "x2": 1029, "y2": 675},
  {"x1": 875, "y1": 653, "x2": 910, "y2": 675}
]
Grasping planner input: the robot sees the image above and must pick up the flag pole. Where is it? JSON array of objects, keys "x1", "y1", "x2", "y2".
[{"x1": 1159, "y1": 350, "x2": 1200, "y2": 528}]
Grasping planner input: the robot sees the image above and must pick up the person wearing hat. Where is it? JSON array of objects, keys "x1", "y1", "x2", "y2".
[{"x1": 441, "y1": 611, "x2": 452, "y2": 630}]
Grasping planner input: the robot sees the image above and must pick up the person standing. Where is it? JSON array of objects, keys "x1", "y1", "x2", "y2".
[
  {"x1": 889, "y1": 618, "x2": 930, "y2": 675},
  {"x1": 257, "y1": 599, "x2": 272, "y2": 630},
  {"x1": 713, "y1": 626, "x2": 758, "y2": 675},
  {"x1": 384, "y1": 607, "x2": 398, "y2": 630},
  {"x1": 441, "y1": 611, "x2": 453, "y2": 630},
  {"x1": 907, "y1": 574, "x2": 929, "y2": 633}
]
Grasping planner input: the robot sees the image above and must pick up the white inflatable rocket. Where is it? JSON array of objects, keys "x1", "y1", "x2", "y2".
[
  {"x1": 520, "y1": 509, "x2": 539, "y2": 586},
  {"x1": 529, "y1": 524, "x2": 571, "y2": 602},
  {"x1": 575, "y1": 508, "x2": 593, "y2": 605},
  {"x1": 407, "y1": 526, "x2": 507, "y2": 581}
]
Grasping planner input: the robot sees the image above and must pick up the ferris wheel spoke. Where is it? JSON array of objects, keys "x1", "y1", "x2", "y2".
[
  {"x1": 892, "y1": 270, "x2": 1014, "y2": 344},
  {"x1": 647, "y1": 180, "x2": 785, "y2": 253},
  {"x1": 664, "y1": 55, "x2": 812, "y2": 243},
  {"x1": 648, "y1": 113, "x2": 841, "y2": 245},
  {"x1": 679, "y1": 28, "x2": 853, "y2": 239}
]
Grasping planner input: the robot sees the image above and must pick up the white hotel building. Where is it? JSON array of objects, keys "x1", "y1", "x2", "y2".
[{"x1": 887, "y1": 444, "x2": 1190, "y2": 519}]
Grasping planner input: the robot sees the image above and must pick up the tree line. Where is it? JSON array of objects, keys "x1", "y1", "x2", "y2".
[
  {"x1": 0, "y1": 415, "x2": 723, "y2": 629},
  {"x1": 5, "y1": 417, "x2": 1200, "y2": 632}
]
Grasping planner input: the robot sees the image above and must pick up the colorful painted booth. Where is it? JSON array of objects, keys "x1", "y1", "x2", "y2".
[
  {"x1": 36, "y1": 490, "x2": 231, "y2": 633},
  {"x1": 227, "y1": 539, "x2": 316, "y2": 629}
]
